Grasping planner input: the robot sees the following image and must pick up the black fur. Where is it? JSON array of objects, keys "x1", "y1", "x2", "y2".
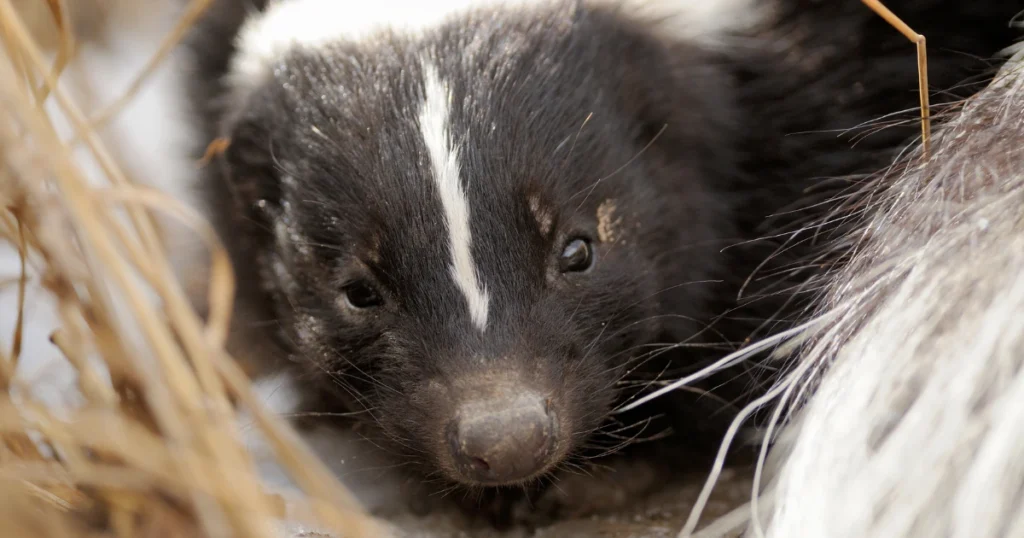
[{"x1": 181, "y1": 0, "x2": 1022, "y2": 527}]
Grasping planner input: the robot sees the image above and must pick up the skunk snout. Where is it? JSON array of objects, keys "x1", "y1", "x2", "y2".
[{"x1": 445, "y1": 390, "x2": 558, "y2": 485}]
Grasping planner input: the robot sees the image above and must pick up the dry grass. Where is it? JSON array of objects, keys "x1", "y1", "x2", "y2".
[{"x1": 0, "y1": 1, "x2": 391, "y2": 537}]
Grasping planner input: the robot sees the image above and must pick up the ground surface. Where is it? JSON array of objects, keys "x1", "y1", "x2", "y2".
[{"x1": 382, "y1": 468, "x2": 753, "y2": 538}]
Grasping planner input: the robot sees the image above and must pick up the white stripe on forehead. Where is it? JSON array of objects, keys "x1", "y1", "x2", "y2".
[
  {"x1": 418, "y1": 62, "x2": 491, "y2": 331},
  {"x1": 226, "y1": 0, "x2": 770, "y2": 108}
]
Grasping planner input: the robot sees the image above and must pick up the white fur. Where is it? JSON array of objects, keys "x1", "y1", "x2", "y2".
[
  {"x1": 418, "y1": 62, "x2": 491, "y2": 331},
  {"x1": 723, "y1": 51, "x2": 1024, "y2": 538},
  {"x1": 227, "y1": 0, "x2": 770, "y2": 114}
]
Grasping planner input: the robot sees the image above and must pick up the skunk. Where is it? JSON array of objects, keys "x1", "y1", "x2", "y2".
[{"x1": 177, "y1": 0, "x2": 1022, "y2": 527}]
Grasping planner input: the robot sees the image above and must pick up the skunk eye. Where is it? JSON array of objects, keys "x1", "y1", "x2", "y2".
[
  {"x1": 342, "y1": 280, "x2": 383, "y2": 309},
  {"x1": 559, "y1": 237, "x2": 594, "y2": 273}
]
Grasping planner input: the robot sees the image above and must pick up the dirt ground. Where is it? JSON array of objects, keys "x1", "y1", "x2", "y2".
[{"x1": 380, "y1": 468, "x2": 753, "y2": 538}]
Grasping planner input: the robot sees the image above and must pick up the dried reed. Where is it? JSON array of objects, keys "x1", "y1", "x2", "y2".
[{"x1": 0, "y1": 1, "x2": 392, "y2": 537}]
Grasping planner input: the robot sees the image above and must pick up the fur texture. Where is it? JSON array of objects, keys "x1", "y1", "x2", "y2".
[{"x1": 685, "y1": 42, "x2": 1024, "y2": 538}]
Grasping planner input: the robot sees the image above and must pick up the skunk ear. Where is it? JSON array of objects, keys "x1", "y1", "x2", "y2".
[
  {"x1": 562, "y1": 3, "x2": 734, "y2": 150},
  {"x1": 220, "y1": 113, "x2": 282, "y2": 207},
  {"x1": 196, "y1": 105, "x2": 284, "y2": 258},
  {"x1": 185, "y1": 0, "x2": 283, "y2": 236},
  {"x1": 608, "y1": 16, "x2": 739, "y2": 152}
]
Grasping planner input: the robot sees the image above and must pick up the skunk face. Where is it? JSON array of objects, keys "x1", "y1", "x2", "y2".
[{"x1": 211, "y1": 0, "x2": 744, "y2": 487}]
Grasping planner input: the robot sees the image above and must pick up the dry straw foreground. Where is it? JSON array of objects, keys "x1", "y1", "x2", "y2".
[{"x1": 0, "y1": 1, "x2": 391, "y2": 536}]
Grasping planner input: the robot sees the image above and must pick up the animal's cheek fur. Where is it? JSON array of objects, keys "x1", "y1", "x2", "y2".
[{"x1": 566, "y1": 250, "x2": 664, "y2": 343}]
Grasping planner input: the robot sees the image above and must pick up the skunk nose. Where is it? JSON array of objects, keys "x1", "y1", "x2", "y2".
[{"x1": 447, "y1": 391, "x2": 557, "y2": 485}]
